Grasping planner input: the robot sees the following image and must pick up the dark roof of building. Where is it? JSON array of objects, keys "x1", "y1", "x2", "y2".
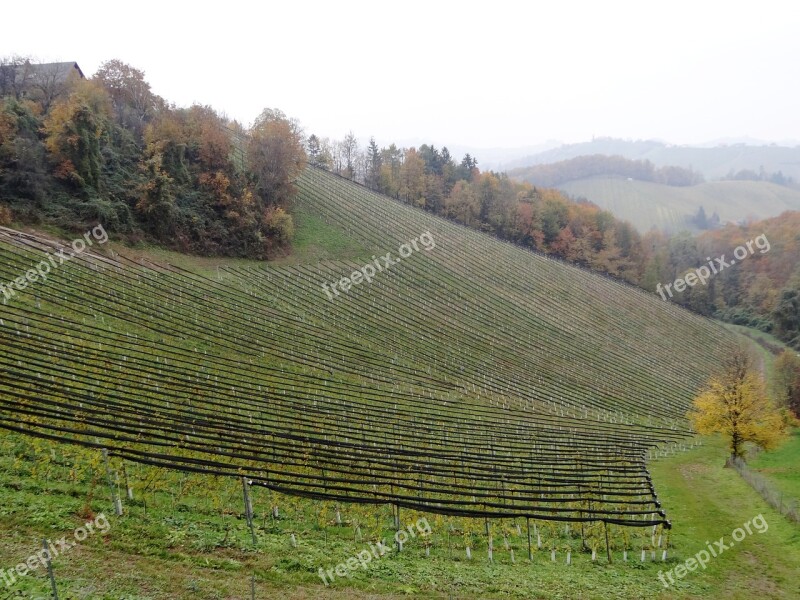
[
  {"x1": 6, "y1": 62, "x2": 86, "y2": 87},
  {"x1": 23, "y1": 61, "x2": 85, "y2": 82}
]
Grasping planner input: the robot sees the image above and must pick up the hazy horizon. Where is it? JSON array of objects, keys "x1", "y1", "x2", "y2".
[{"x1": 2, "y1": 0, "x2": 797, "y2": 153}]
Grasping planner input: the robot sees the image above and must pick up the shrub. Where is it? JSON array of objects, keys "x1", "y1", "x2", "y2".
[{"x1": 0, "y1": 204, "x2": 12, "y2": 226}]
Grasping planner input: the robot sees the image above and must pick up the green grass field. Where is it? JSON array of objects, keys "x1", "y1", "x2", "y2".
[{"x1": 748, "y1": 429, "x2": 800, "y2": 505}]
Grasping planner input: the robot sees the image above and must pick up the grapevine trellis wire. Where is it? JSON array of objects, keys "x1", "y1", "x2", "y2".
[{"x1": 0, "y1": 168, "x2": 738, "y2": 530}]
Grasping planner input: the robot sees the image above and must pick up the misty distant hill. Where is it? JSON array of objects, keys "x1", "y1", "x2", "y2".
[
  {"x1": 557, "y1": 176, "x2": 800, "y2": 232},
  {"x1": 507, "y1": 138, "x2": 800, "y2": 181}
]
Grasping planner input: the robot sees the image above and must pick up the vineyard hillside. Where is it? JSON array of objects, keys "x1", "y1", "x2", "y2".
[{"x1": 0, "y1": 166, "x2": 780, "y2": 600}]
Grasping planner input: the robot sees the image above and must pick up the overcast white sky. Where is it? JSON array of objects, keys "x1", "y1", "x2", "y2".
[{"x1": 3, "y1": 0, "x2": 798, "y2": 153}]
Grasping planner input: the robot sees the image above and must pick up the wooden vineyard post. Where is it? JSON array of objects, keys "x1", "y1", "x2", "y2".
[
  {"x1": 394, "y1": 504, "x2": 401, "y2": 552},
  {"x1": 526, "y1": 518, "x2": 533, "y2": 561},
  {"x1": 485, "y1": 518, "x2": 493, "y2": 562},
  {"x1": 44, "y1": 538, "x2": 59, "y2": 600},
  {"x1": 604, "y1": 521, "x2": 612, "y2": 563},
  {"x1": 102, "y1": 449, "x2": 123, "y2": 516},
  {"x1": 242, "y1": 477, "x2": 257, "y2": 546},
  {"x1": 121, "y1": 461, "x2": 134, "y2": 501},
  {"x1": 448, "y1": 523, "x2": 453, "y2": 559}
]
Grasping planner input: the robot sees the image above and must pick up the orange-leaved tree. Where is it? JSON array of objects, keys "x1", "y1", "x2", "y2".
[
  {"x1": 247, "y1": 108, "x2": 306, "y2": 208},
  {"x1": 688, "y1": 349, "x2": 788, "y2": 464}
]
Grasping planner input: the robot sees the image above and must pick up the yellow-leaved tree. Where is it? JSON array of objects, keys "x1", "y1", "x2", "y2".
[
  {"x1": 688, "y1": 349, "x2": 788, "y2": 464},
  {"x1": 42, "y1": 78, "x2": 112, "y2": 188}
]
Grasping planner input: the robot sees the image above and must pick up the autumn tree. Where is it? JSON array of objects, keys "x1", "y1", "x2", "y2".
[
  {"x1": 539, "y1": 193, "x2": 568, "y2": 245},
  {"x1": 399, "y1": 148, "x2": 427, "y2": 207},
  {"x1": 444, "y1": 180, "x2": 479, "y2": 225},
  {"x1": 262, "y1": 206, "x2": 295, "y2": 247},
  {"x1": 1, "y1": 94, "x2": 65, "y2": 204},
  {"x1": 28, "y1": 62, "x2": 82, "y2": 112},
  {"x1": 0, "y1": 102, "x2": 17, "y2": 180},
  {"x1": 424, "y1": 171, "x2": 445, "y2": 214},
  {"x1": 136, "y1": 151, "x2": 175, "y2": 238},
  {"x1": 135, "y1": 108, "x2": 191, "y2": 236},
  {"x1": 141, "y1": 109, "x2": 190, "y2": 185},
  {"x1": 688, "y1": 349, "x2": 789, "y2": 463},
  {"x1": 378, "y1": 143, "x2": 402, "y2": 197},
  {"x1": 186, "y1": 104, "x2": 232, "y2": 173},
  {"x1": 42, "y1": 78, "x2": 112, "y2": 188},
  {"x1": 94, "y1": 59, "x2": 158, "y2": 135},
  {"x1": 337, "y1": 131, "x2": 359, "y2": 180},
  {"x1": 772, "y1": 350, "x2": 800, "y2": 417},
  {"x1": 247, "y1": 108, "x2": 306, "y2": 207},
  {"x1": 0, "y1": 56, "x2": 33, "y2": 100},
  {"x1": 773, "y1": 287, "x2": 800, "y2": 349}
]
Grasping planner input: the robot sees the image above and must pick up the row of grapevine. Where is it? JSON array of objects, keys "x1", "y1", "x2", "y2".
[{"x1": 0, "y1": 170, "x2": 736, "y2": 534}]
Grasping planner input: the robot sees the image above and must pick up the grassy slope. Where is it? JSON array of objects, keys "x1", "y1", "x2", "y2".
[
  {"x1": 557, "y1": 177, "x2": 800, "y2": 232},
  {"x1": 648, "y1": 435, "x2": 800, "y2": 599},
  {"x1": 748, "y1": 429, "x2": 800, "y2": 504}
]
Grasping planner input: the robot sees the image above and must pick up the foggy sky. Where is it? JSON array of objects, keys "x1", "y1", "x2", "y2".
[{"x1": 3, "y1": 0, "x2": 797, "y2": 153}]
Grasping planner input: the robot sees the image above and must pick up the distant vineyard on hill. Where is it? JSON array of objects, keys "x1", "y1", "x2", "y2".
[{"x1": 556, "y1": 176, "x2": 800, "y2": 232}]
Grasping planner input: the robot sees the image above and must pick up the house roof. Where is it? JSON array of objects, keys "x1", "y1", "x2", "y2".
[{"x1": 19, "y1": 61, "x2": 85, "y2": 83}]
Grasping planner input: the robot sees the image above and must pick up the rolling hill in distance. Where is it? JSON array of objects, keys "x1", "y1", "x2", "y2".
[
  {"x1": 506, "y1": 139, "x2": 800, "y2": 232},
  {"x1": 506, "y1": 138, "x2": 800, "y2": 180},
  {"x1": 556, "y1": 176, "x2": 800, "y2": 232}
]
